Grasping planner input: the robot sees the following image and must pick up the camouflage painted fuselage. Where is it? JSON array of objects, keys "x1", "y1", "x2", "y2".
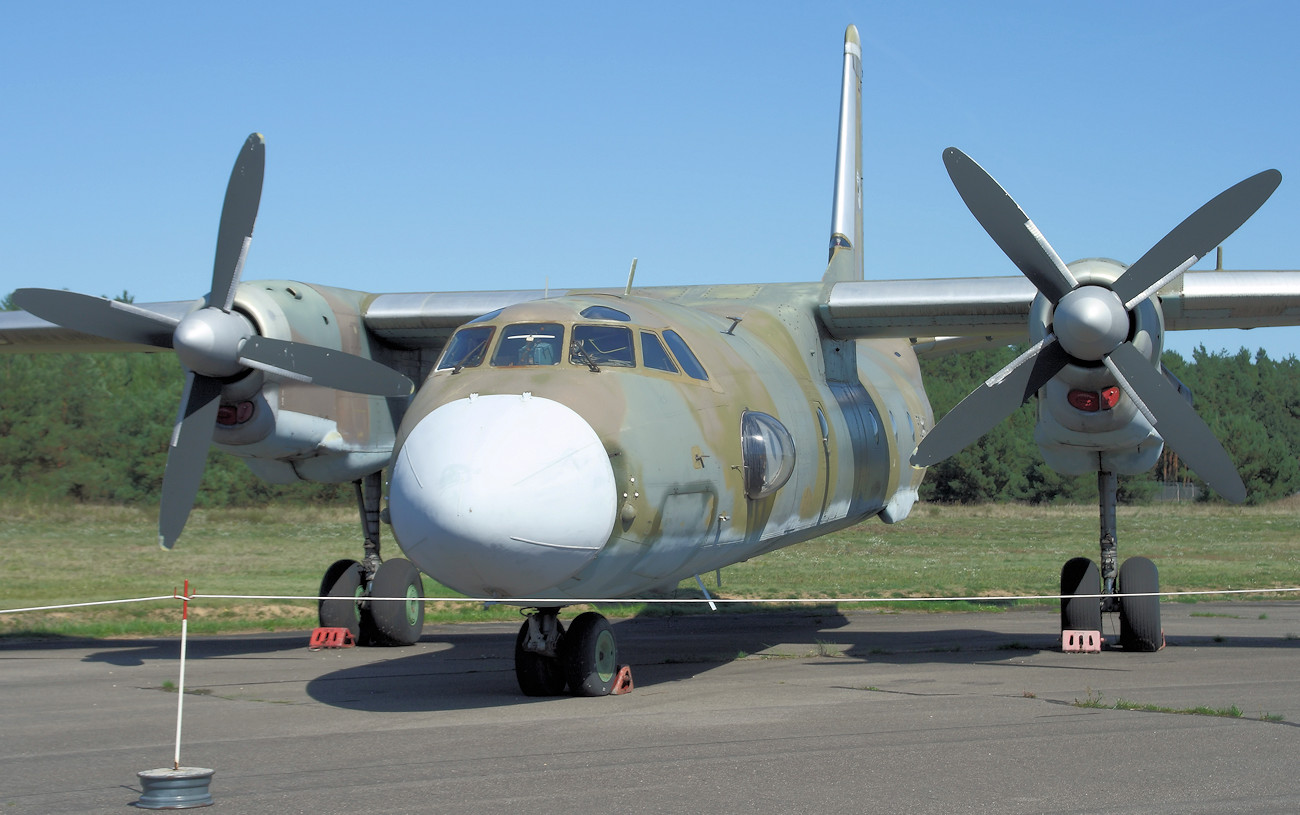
[{"x1": 386, "y1": 283, "x2": 931, "y2": 600}]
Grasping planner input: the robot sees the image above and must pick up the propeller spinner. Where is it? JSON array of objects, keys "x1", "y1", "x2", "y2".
[
  {"x1": 15, "y1": 133, "x2": 412, "y2": 548},
  {"x1": 911, "y1": 147, "x2": 1281, "y2": 503}
]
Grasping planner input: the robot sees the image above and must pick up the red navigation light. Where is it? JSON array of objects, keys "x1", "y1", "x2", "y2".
[{"x1": 1100, "y1": 386, "x2": 1121, "y2": 410}]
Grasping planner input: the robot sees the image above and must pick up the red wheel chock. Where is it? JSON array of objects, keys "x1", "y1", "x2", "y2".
[
  {"x1": 1062, "y1": 630, "x2": 1102, "y2": 653},
  {"x1": 610, "y1": 664, "x2": 634, "y2": 695},
  {"x1": 309, "y1": 627, "x2": 356, "y2": 650}
]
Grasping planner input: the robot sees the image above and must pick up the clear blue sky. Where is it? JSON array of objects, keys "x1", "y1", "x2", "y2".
[{"x1": 5, "y1": 1, "x2": 1298, "y2": 360}]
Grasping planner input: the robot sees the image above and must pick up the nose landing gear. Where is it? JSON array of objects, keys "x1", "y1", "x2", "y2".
[
  {"x1": 515, "y1": 608, "x2": 623, "y2": 696},
  {"x1": 516, "y1": 607, "x2": 567, "y2": 696}
]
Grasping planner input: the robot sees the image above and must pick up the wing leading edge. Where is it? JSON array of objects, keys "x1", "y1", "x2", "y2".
[
  {"x1": 819, "y1": 269, "x2": 1300, "y2": 357},
  {"x1": 4, "y1": 270, "x2": 1299, "y2": 357}
]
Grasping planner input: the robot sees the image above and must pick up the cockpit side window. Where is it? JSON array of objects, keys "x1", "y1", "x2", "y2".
[
  {"x1": 571, "y1": 325, "x2": 635, "y2": 368},
  {"x1": 491, "y1": 323, "x2": 565, "y2": 367},
  {"x1": 641, "y1": 331, "x2": 679, "y2": 373},
  {"x1": 436, "y1": 325, "x2": 494, "y2": 371},
  {"x1": 663, "y1": 330, "x2": 709, "y2": 381}
]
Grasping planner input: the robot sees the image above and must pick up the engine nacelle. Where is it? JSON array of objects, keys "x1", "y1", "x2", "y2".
[
  {"x1": 210, "y1": 281, "x2": 400, "y2": 483},
  {"x1": 1029, "y1": 259, "x2": 1164, "y2": 475}
]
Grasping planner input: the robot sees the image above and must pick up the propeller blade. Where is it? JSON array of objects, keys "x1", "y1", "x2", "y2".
[
  {"x1": 209, "y1": 133, "x2": 266, "y2": 313},
  {"x1": 943, "y1": 148, "x2": 1078, "y2": 303},
  {"x1": 13, "y1": 288, "x2": 178, "y2": 348},
  {"x1": 238, "y1": 336, "x2": 413, "y2": 397},
  {"x1": 1103, "y1": 342, "x2": 1246, "y2": 503},
  {"x1": 912, "y1": 336, "x2": 1071, "y2": 467},
  {"x1": 1111, "y1": 169, "x2": 1282, "y2": 309},
  {"x1": 159, "y1": 372, "x2": 224, "y2": 549}
]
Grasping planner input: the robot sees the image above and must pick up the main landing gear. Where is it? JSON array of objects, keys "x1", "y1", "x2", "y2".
[
  {"x1": 515, "y1": 608, "x2": 622, "y2": 697},
  {"x1": 317, "y1": 471, "x2": 425, "y2": 646},
  {"x1": 1059, "y1": 470, "x2": 1164, "y2": 651}
]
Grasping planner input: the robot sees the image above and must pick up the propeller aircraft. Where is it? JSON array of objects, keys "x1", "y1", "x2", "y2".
[{"x1": 4, "y1": 25, "x2": 1300, "y2": 696}]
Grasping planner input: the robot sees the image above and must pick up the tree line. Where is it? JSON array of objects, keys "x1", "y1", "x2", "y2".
[{"x1": 2, "y1": 293, "x2": 1297, "y2": 506}]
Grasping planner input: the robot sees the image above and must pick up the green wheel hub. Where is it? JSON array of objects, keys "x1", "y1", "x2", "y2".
[
  {"x1": 593, "y1": 628, "x2": 616, "y2": 683},
  {"x1": 563, "y1": 611, "x2": 619, "y2": 696},
  {"x1": 403, "y1": 584, "x2": 421, "y2": 627}
]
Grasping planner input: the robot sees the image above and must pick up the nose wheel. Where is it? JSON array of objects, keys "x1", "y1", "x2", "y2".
[
  {"x1": 563, "y1": 612, "x2": 620, "y2": 696},
  {"x1": 515, "y1": 609, "x2": 622, "y2": 696},
  {"x1": 515, "y1": 609, "x2": 567, "y2": 696}
]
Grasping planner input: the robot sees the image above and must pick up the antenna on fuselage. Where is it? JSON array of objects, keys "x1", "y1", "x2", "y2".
[{"x1": 624, "y1": 257, "x2": 638, "y2": 296}]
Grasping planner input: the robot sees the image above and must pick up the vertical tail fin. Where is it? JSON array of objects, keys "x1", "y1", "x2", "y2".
[{"x1": 824, "y1": 24, "x2": 863, "y2": 284}]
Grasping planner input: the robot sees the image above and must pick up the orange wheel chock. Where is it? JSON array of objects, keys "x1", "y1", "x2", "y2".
[
  {"x1": 309, "y1": 627, "x2": 356, "y2": 650},
  {"x1": 1062, "y1": 630, "x2": 1102, "y2": 653},
  {"x1": 610, "y1": 664, "x2": 634, "y2": 695}
]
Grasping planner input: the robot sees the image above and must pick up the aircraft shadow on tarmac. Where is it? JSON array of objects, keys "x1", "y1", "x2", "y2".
[
  {"x1": 298, "y1": 608, "x2": 1294, "y2": 713},
  {"x1": 293, "y1": 608, "x2": 1058, "y2": 713},
  {"x1": 0, "y1": 632, "x2": 304, "y2": 667},
  {"x1": 7, "y1": 607, "x2": 1287, "y2": 712},
  {"x1": 71, "y1": 634, "x2": 317, "y2": 665}
]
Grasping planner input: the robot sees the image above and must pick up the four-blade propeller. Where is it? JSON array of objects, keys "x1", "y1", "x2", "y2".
[
  {"x1": 912, "y1": 147, "x2": 1281, "y2": 503},
  {"x1": 14, "y1": 133, "x2": 412, "y2": 548}
]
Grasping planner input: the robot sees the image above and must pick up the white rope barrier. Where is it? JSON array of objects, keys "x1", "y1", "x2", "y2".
[
  {"x1": 0, "y1": 595, "x2": 177, "y2": 615},
  {"x1": 193, "y1": 587, "x2": 1300, "y2": 604},
  {"x1": 3, "y1": 586, "x2": 1300, "y2": 616}
]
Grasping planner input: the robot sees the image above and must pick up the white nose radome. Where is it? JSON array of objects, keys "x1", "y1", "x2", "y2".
[{"x1": 388, "y1": 393, "x2": 617, "y2": 599}]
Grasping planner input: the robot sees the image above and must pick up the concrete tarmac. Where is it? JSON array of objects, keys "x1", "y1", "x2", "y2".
[{"x1": 2, "y1": 602, "x2": 1299, "y2": 814}]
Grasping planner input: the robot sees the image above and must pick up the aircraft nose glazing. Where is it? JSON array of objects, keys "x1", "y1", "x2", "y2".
[{"x1": 388, "y1": 393, "x2": 617, "y2": 599}]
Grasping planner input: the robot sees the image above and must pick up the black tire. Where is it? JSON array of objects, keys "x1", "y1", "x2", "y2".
[
  {"x1": 367, "y1": 558, "x2": 424, "y2": 646},
  {"x1": 319, "y1": 559, "x2": 364, "y2": 640},
  {"x1": 1118, "y1": 556, "x2": 1163, "y2": 652},
  {"x1": 562, "y1": 612, "x2": 618, "y2": 697},
  {"x1": 1060, "y1": 557, "x2": 1102, "y2": 633},
  {"x1": 515, "y1": 619, "x2": 568, "y2": 696}
]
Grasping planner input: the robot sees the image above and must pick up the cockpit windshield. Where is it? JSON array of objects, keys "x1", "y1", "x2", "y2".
[
  {"x1": 492, "y1": 323, "x2": 565, "y2": 366},
  {"x1": 436, "y1": 325, "x2": 494, "y2": 371},
  {"x1": 571, "y1": 325, "x2": 635, "y2": 368},
  {"x1": 439, "y1": 314, "x2": 709, "y2": 382}
]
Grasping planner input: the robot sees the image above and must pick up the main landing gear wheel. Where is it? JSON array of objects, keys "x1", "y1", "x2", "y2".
[
  {"x1": 319, "y1": 558, "x2": 366, "y2": 641},
  {"x1": 1118, "y1": 556, "x2": 1163, "y2": 651},
  {"x1": 562, "y1": 612, "x2": 618, "y2": 697},
  {"x1": 367, "y1": 557, "x2": 425, "y2": 646},
  {"x1": 1060, "y1": 557, "x2": 1102, "y2": 633},
  {"x1": 515, "y1": 618, "x2": 568, "y2": 697}
]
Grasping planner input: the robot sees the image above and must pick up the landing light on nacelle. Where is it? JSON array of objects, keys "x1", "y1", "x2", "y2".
[{"x1": 1067, "y1": 387, "x2": 1121, "y2": 413}]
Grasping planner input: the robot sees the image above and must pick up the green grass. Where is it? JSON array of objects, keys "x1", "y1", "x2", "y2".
[
  {"x1": 1, "y1": 496, "x2": 1297, "y2": 638},
  {"x1": 1072, "y1": 689, "x2": 1283, "y2": 722}
]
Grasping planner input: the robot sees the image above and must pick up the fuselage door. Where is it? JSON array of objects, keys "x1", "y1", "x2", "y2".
[{"x1": 815, "y1": 402, "x2": 831, "y2": 524}]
